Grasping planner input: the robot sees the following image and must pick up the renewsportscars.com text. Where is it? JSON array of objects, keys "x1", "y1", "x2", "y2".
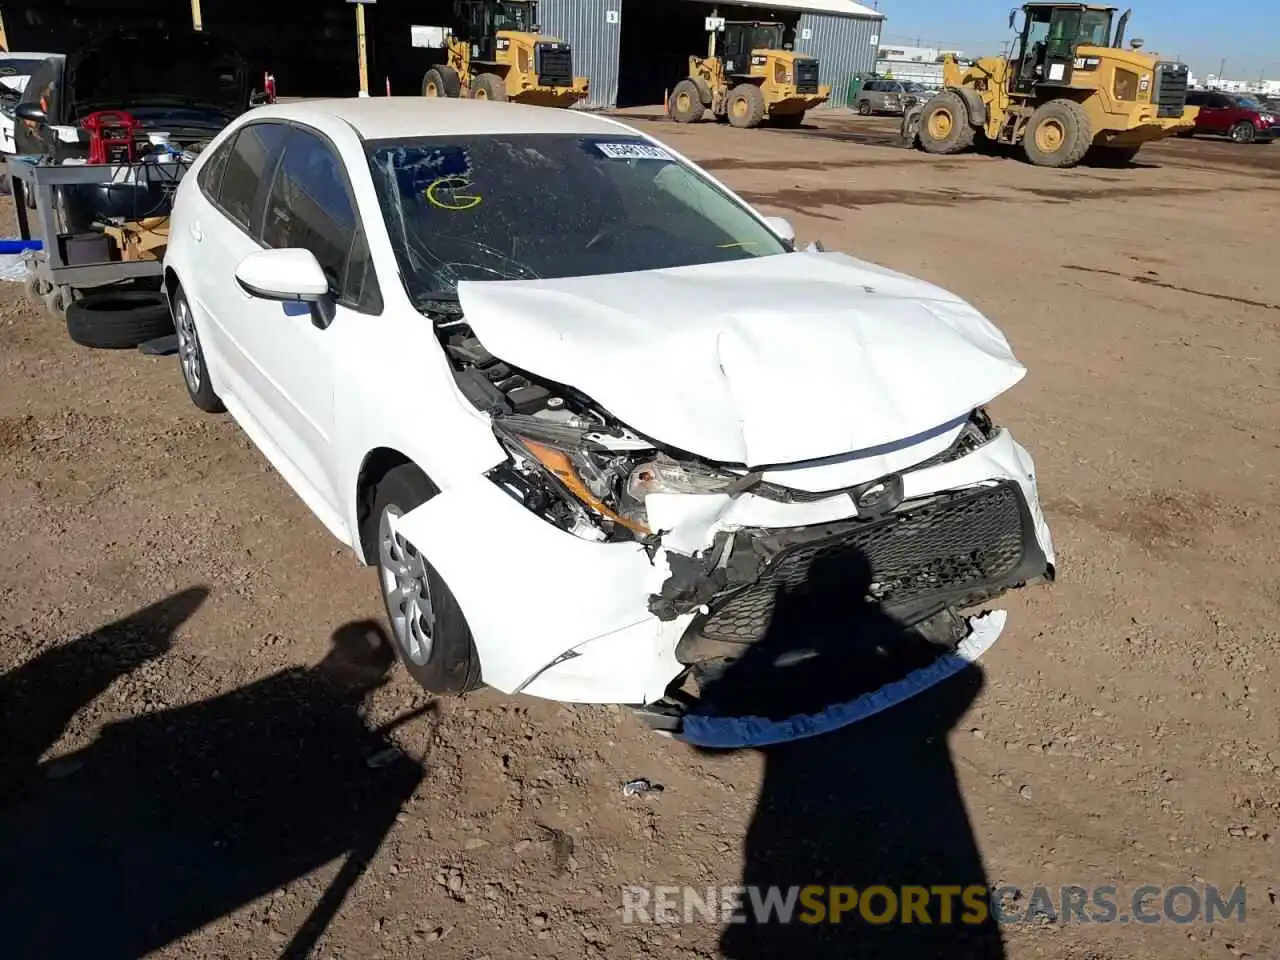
[{"x1": 621, "y1": 883, "x2": 1246, "y2": 926}]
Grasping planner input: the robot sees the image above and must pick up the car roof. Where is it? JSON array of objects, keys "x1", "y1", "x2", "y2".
[{"x1": 246, "y1": 97, "x2": 640, "y2": 141}]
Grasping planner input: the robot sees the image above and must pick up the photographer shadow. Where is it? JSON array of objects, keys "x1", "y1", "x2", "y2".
[
  {"x1": 0, "y1": 602, "x2": 427, "y2": 960},
  {"x1": 695, "y1": 551, "x2": 1004, "y2": 959}
]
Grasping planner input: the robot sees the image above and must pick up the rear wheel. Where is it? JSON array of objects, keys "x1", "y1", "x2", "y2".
[
  {"x1": 917, "y1": 90, "x2": 976, "y2": 155},
  {"x1": 1230, "y1": 121, "x2": 1257, "y2": 144},
  {"x1": 726, "y1": 83, "x2": 765, "y2": 129},
  {"x1": 370, "y1": 464, "x2": 482, "y2": 695},
  {"x1": 422, "y1": 65, "x2": 461, "y2": 98},
  {"x1": 469, "y1": 72, "x2": 507, "y2": 101},
  {"x1": 1023, "y1": 99, "x2": 1093, "y2": 168},
  {"x1": 669, "y1": 79, "x2": 705, "y2": 123}
]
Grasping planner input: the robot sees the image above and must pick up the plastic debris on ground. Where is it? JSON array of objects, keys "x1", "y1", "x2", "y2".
[{"x1": 621, "y1": 778, "x2": 664, "y2": 797}]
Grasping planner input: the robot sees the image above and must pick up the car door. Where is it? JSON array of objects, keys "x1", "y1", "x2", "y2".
[
  {"x1": 185, "y1": 121, "x2": 292, "y2": 405},
  {"x1": 243, "y1": 123, "x2": 383, "y2": 513},
  {"x1": 1203, "y1": 94, "x2": 1235, "y2": 133}
]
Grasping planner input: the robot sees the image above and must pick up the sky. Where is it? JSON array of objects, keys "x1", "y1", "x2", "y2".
[{"x1": 874, "y1": 0, "x2": 1279, "y2": 80}]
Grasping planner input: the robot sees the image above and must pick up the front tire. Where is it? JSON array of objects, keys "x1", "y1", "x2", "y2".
[
  {"x1": 917, "y1": 90, "x2": 976, "y2": 155},
  {"x1": 668, "y1": 79, "x2": 705, "y2": 123},
  {"x1": 1230, "y1": 121, "x2": 1257, "y2": 144},
  {"x1": 469, "y1": 72, "x2": 507, "y2": 101},
  {"x1": 857, "y1": 99, "x2": 873, "y2": 116},
  {"x1": 1023, "y1": 99, "x2": 1093, "y2": 167},
  {"x1": 371, "y1": 464, "x2": 481, "y2": 695},
  {"x1": 172, "y1": 288, "x2": 224, "y2": 413},
  {"x1": 726, "y1": 83, "x2": 765, "y2": 129},
  {"x1": 423, "y1": 66, "x2": 461, "y2": 98}
]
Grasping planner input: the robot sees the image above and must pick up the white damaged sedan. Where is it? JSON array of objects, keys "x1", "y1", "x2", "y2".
[{"x1": 163, "y1": 97, "x2": 1054, "y2": 716}]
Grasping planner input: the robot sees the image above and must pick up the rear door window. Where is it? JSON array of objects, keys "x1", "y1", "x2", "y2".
[{"x1": 216, "y1": 121, "x2": 290, "y2": 235}]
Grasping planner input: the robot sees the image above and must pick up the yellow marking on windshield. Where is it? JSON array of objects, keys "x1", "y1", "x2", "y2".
[
  {"x1": 717, "y1": 241, "x2": 758, "y2": 249},
  {"x1": 426, "y1": 177, "x2": 483, "y2": 211}
]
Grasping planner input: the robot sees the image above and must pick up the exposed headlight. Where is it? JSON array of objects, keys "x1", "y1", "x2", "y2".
[{"x1": 490, "y1": 416, "x2": 749, "y2": 540}]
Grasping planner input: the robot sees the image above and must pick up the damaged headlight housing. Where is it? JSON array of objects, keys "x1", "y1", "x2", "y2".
[{"x1": 489, "y1": 416, "x2": 746, "y2": 542}]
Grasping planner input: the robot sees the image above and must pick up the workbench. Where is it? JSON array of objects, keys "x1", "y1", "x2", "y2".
[{"x1": 7, "y1": 155, "x2": 190, "y2": 315}]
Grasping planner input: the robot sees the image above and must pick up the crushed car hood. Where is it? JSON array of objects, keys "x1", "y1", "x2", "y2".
[{"x1": 457, "y1": 252, "x2": 1026, "y2": 466}]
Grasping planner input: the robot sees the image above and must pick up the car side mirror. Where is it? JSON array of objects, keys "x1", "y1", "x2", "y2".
[
  {"x1": 235, "y1": 248, "x2": 335, "y2": 328},
  {"x1": 763, "y1": 215, "x2": 796, "y2": 245},
  {"x1": 14, "y1": 102, "x2": 47, "y2": 125}
]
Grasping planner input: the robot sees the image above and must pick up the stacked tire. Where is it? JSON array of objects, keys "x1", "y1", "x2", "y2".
[{"x1": 66, "y1": 290, "x2": 173, "y2": 349}]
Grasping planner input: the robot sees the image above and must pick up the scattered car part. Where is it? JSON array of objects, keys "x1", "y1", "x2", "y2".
[{"x1": 622, "y1": 778, "x2": 664, "y2": 797}]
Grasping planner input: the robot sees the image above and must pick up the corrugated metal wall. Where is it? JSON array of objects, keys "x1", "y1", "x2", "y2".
[
  {"x1": 796, "y1": 12, "x2": 883, "y2": 108},
  {"x1": 537, "y1": 0, "x2": 881, "y2": 110},
  {"x1": 538, "y1": 0, "x2": 622, "y2": 108}
]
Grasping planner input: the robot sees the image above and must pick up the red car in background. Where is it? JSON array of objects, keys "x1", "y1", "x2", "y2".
[{"x1": 1185, "y1": 90, "x2": 1280, "y2": 143}]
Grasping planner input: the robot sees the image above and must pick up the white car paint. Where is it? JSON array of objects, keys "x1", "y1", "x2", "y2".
[
  {"x1": 455, "y1": 251, "x2": 1026, "y2": 466},
  {"x1": 164, "y1": 97, "x2": 1054, "y2": 707}
]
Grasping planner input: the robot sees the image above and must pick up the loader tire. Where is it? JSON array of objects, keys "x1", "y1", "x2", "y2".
[
  {"x1": 1023, "y1": 99, "x2": 1093, "y2": 168},
  {"x1": 917, "y1": 91, "x2": 976, "y2": 155},
  {"x1": 726, "y1": 83, "x2": 766, "y2": 129},
  {"x1": 422, "y1": 66, "x2": 461, "y2": 98},
  {"x1": 669, "y1": 80, "x2": 705, "y2": 123},
  {"x1": 469, "y1": 72, "x2": 507, "y2": 101}
]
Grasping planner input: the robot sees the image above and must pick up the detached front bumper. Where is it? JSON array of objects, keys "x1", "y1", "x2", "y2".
[{"x1": 394, "y1": 428, "x2": 1054, "y2": 706}]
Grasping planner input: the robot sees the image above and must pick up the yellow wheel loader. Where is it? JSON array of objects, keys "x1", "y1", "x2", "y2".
[
  {"x1": 668, "y1": 17, "x2": 830, "y2": 129},
  {"x1": 421, "y1": 0, "x2": 588, "y2": 108},
  {"x1": 902, "y1": 3, "x2": 1196, "y2": 167}
]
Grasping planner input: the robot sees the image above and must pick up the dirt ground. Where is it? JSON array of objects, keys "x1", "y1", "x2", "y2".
[{"x1": 2, "y1": 112, "x2": 1279, "y2": 960}]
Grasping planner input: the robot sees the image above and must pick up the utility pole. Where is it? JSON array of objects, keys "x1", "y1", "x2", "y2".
[{"x1": 1218, "y1": 57, "x2": 1226, "y2": 83}]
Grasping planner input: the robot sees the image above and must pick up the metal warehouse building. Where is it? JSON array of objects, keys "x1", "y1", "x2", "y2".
[
  {"x1": 1, "y1": 0, "x2": 882, "y2": 108},
  {"x1": 538, "y1": 0, "x2": 884, "y2": 110}
]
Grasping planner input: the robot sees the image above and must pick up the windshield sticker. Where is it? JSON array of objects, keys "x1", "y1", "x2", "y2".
[
  {"x1": 594, "y1": 142, "x2": 675, "y2": 161},
  {"x1": 426, "y1": 176, "x2": 482, "y2": 211}
]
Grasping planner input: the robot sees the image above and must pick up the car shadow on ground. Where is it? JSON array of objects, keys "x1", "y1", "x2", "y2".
[
  {"x1": 0, "y1": 589, "x2": 428, "y2": 960},
  {"x1": 693, "y1": 552, "x2": 1004, "y2": 959}
]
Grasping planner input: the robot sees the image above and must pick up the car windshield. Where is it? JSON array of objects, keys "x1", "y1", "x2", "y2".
[
  {"x1": 1233, "y1": 96, "x2": 1263, "y2": 110},
  {"x1": 367, "y1": 133, "x2": 789, "y2": 305}
]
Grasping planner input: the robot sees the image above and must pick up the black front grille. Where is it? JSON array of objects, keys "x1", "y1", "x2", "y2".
[
  {"x1": 536, "y1": 42, "x2": 573, "y2": 87},
  {"x1": 794, "y1": 58, "x2": 820, "y2": 94},
  {"x1": 698, "y1": 481, "x2": 1035, "y2": 646},
  {"x1": 1153, "y1": 62, "x2": 1189, "y2": 118}
]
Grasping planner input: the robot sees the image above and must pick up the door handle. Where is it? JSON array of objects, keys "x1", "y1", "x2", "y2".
[{"x1": 189, "y1": 221, "x2": 203, "y2": 242}]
